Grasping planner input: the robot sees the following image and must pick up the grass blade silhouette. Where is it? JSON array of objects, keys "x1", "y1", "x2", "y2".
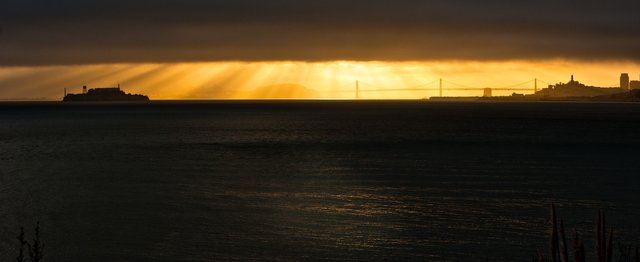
[
  {"x1": 572, "y1": 231, "x2": 585, "y2": 262},
  {"x1": 558, "y1": 220, "x2": 568, "y2": 262},
  {"x1": 16, "y1": 226, "x2": 26, "y2": 262},
  {"x1": 550, "y1": 204, "x2": 559, "y2": 262}
]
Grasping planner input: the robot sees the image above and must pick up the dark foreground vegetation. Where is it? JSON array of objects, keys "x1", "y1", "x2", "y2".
[
  {"x1": 535, "y1": 205, "x2": 639, "y2": 262},
  {"x1": 16, "y1": 222, "x2": 43, "y2": 262}
]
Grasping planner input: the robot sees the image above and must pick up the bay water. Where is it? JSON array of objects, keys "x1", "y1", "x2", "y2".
[{"x1": 1, "y1": 101, "x2": 639, "y2": 261}]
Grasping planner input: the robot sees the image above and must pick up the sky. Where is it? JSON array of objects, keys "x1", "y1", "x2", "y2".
[{"x1": 1, "y1": 0, "x2": 639, "y2": 99}]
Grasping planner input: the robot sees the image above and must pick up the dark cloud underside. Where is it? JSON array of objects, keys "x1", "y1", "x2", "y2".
[{"x1": 1, "y1": 0, "x2": 639, "y2": 65}]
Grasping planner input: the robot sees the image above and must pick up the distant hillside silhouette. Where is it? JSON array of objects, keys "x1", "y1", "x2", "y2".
[
  {"x1": 249, "y1": 83, "x2": 321, "y2": 99},
  {"x1": 591, "y1": 89, "x2": 640, "y2": 102},
  {"x1": 534, "y1": 76, "x2": 622, "y2": 98}
]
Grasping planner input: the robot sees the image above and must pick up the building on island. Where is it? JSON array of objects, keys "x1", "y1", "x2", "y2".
[{"x1": 63, "y1": 84, "x2": 149, "y2": 102}]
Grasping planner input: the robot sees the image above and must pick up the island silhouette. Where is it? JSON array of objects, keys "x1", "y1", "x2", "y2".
[{"x1": 63, "y1": 85, "x2": 149, "y2": 102}]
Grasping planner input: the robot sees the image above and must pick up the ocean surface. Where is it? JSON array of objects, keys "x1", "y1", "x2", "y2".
[{"x1": 1, "y1": 101, "x2": 639, "y2": 261}]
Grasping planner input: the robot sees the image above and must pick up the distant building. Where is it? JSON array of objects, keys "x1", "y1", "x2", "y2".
[
  {"x1": 483, "y1": 88, "x2": 492, "y2": 97},
  {"x1": 621, "y1": 73, "x2": 630, "y2": 90},
  {"x1": 631, "y1": 80, "x2": 640, "y2": 90}
]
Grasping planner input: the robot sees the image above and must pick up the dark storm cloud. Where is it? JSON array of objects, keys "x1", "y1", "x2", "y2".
[{"x1": 0, "y1": 0, "x2": 639, "y2": 65}]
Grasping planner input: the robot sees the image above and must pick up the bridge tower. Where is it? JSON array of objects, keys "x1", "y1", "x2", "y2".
[
  {"x1": 356, "y1": 80, "x2": 359, "y2": 99},
  {"x1": 483, "y1": 88, "x2": 492, "y2": 97},
  {"x1": 439, "y1": 78, "x2": 443, "y2": 97},
  {"x1": 535, "y1": 78, "x2": 538, "y2": 93}
]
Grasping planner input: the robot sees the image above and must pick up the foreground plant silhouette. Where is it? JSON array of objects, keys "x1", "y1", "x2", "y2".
[
  {"x1": 16, "y1": 222, "x2": 43, "y2": 262},
  {"x1": 535, "y1": 205, "x2": 638, "y2": 262}
]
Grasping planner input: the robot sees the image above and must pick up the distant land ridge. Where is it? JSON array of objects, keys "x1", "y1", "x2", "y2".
[
  {"x1": 533, "y1": 75, "x2": 622, "y2": 98},
  {"x1": 63, "y1": 85, "x2": 149, "y2": 102},
  {"x1": 433, "y1": 74, "x2": 640, "y2": 102}
]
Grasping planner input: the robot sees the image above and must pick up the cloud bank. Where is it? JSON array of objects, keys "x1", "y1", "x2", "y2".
[{"x1": 1, "y1": 0, "x2": 639, "y2": 66}]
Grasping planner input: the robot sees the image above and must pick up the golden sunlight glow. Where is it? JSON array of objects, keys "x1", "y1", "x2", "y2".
[{"x1": 0, "y1": 60, "x2": 639, "y2": 100}]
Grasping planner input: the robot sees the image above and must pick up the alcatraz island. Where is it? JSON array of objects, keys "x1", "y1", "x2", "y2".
[{"x1": 63, "y1": 84, "x2": 149, "y2": 102}]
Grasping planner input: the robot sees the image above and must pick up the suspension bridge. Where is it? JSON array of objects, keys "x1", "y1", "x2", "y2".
[{"x1": 329, "y1": 78, "x2": 555, "y2": 99}]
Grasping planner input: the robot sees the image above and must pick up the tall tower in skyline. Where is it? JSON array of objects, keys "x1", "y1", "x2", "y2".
[{"x1": 620, "y1": 73, "x2": 630, "y2": 90}]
